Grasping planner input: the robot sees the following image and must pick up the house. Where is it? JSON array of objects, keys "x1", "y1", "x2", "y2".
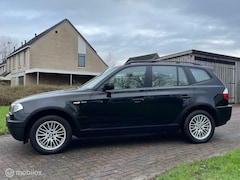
[
  {"x1": 0, "y1": 60, "x2": 11, "y2": 82},
  {"x1": 5, "y1": 19, "x2": 108, "y2": 86},
  {"x1": 125, "y1": 53, "x2": 159, "y2": 64},
  {"x1": 0, "y1": 60, "x2": 6, "y2": 75}
]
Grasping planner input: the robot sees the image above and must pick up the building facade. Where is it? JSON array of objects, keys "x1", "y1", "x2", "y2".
[{"x1": 5, "y1": 19, "x2": 108, "y2": 86}]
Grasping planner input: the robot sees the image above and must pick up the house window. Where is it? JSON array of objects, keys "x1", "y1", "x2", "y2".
[
  {"x1": 19, "y1": 76, "x2": 24, "y2": 86},
  {"x1": 78, "y1": 54, "x2": 85, "y2": 67},
  {"x1": 13, "y1": 56, "x2": 16, "y2": 69},
  {"x1": 18, "y1": 54, "x2": 21, "y2": 67},
  {"x1": 23, "y1": 51, "x2": 27, "y2": 66}
]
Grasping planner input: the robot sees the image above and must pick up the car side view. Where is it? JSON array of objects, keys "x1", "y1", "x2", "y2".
[{"x1": 6, "y1": 61, "x2": 232, "y2": 154}]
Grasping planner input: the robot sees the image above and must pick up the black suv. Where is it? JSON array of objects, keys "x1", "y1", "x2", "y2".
[{"x1": 6, "y1": 61, "x2": 232, "y2": 154}]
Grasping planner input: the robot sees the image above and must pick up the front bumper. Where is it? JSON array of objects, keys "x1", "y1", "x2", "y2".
[
  {"x1": 216, "y1": 105, "x2": 232, "y2": 126},
  {"x1": 6, "y1": 114, "x2": 26, "y2": 141}
]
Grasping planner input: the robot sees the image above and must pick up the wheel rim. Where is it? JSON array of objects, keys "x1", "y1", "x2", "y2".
[
  {"x1": 36, "y1": 120, "x2": 67, "y2": 151},
  {"x1": 189, "y1": 114, "x2": 212, "y2": 140}
]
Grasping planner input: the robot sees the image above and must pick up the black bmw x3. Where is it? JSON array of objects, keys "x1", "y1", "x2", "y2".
[{"x1": 6, "y1": 61, "x2": 232, "y2": 154}]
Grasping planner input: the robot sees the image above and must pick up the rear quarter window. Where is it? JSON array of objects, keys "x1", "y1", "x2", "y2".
[{"x1": 189, "y1": 68, "x2": 211, "y2": 82}]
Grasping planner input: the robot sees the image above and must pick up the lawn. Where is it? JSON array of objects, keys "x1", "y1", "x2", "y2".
[
  {"x1": 0, "y1": 106, "x2": 9, "y2": 135},
  {"x1": 155, "y1": 148, "x2": 240, "y2": 180}
]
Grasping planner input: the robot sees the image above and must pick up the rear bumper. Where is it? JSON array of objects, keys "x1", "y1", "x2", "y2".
[{"x1": 215, "y1": 105, "x2": 232, "y2": 126}]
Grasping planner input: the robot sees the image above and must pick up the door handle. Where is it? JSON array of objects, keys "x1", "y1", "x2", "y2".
[
  {"x1": 180, "y1": 94, "x2": 190, "y2": 99},
  {"x1": 132, "y1": 98, "x2": 144, "y2": 103}
]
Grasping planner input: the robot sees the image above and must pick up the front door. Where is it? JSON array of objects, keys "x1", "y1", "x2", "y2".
[{"x1": 80, "y1": 66, "x2": 148, "y2": 130}]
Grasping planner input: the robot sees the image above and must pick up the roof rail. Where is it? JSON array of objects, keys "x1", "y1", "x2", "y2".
[
  {"x1": 157, "y1": 60, "x2": 201, "y2": 65},
  {"x1": 124, "y1": 59, "x2": 160, "y2": 65},
  {"x1": 125, "y1": 59, "x2": 201, "y2": 65}
]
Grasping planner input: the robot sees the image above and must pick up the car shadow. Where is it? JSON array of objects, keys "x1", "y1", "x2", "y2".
[{"x1": 68, "y1": 131, "x2": 185, "y2": 151}]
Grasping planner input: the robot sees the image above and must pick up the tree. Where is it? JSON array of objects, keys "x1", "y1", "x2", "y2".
[
  {"x1": 0, "y1": 36, "x2": 19, "y2": 62},
  {"x1": 105, "y1": 52, "x2": 117, "y2": 67}
]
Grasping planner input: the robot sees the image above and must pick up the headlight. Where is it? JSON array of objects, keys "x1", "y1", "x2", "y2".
[{"x1": 11, "y1": 103, "x2": 23, "y2": 113}]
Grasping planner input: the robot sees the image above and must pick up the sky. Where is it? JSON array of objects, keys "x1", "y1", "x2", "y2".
[{"x1": 1, "y1": 0, "x2": 240, "y2": 65}]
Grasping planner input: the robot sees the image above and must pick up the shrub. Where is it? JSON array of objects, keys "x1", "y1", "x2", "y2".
[{"x1": 0, "y1": 84, "x2": 72, "y2": 106}]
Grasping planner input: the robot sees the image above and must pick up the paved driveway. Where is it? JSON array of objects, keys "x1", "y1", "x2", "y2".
[{"x1": 1, "y1": 106, "x2": 240, "y2": 180}]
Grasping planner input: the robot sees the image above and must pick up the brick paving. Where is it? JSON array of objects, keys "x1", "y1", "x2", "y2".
[{"x1": 0, "y1": 106, "x2": 240, "y2": 180}]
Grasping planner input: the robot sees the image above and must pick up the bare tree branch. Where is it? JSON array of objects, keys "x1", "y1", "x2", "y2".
[
  {"x1": 105, "y1": 52, "x2": 117, "y2": 67},
  {"x1": 0, "y1": 36, "x2": 19, "y2": 62}
]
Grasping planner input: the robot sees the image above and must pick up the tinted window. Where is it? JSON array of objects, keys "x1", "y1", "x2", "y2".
[
  {"x1": 178, "y1": 67, "x2": 189, "y2": 86},
  {"x1": 190, "y1": 68, "x2": 211, "y2": 82},
  {"x1": 152, "y1": 66, "x2": 189, "y2": 87},
  {"x1": 152, "y1": 66, "x2": 177, "y2": 87},
  {"x1": 108, "y1": 66, "x2": 146, "y2": 90}
]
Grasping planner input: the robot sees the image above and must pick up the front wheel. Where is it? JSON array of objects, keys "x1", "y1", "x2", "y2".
[
  {"x1": 183, "y1": 110, "x2": 215, "y2": 143},
  {"x1": 30, "y1": 115, "x2": 72, "y2": 155}
]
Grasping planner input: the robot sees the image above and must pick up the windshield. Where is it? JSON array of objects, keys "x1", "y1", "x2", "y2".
[{"x1": 80, "y1": 67, "x2": 118, "y2": 90}]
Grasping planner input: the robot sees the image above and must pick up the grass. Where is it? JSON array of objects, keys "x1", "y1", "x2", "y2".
[
  {"x1": 0, "y1": 106, "x2": 9, "y2": 135},
  {"x1": 155, "y1": 148, "x2": 240, "y2": 180}
]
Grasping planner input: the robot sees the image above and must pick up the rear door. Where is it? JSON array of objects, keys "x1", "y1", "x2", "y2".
[{"x1": 146, "y1": 65, "x2": 195, "y2": 125}]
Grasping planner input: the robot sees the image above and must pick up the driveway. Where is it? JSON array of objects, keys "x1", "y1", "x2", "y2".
[{"x1": 1, "y1": 105, "x2": 240, "y2": 180}]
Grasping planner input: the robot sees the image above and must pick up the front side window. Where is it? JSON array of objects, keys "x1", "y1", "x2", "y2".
[{"x1": 107, "y1": 66, "x2": 146, "y2": 90}]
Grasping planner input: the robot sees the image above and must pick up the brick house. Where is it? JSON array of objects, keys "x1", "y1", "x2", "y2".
[{"x1": 5, "y1": 19, "x2": 108, "y2": 86}]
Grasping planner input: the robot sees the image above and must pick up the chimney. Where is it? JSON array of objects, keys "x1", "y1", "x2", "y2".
[{"x1": 25, "y1": 40, "x2": 26, "y2": 44}]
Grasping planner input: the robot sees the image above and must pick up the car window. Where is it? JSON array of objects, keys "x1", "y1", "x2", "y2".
[
  {"x1": 178, "y1": 67, "x2": 189, "y2": 86},
  {"x1": 107, "y1": 66, "x2": 146, "y2": 90},
  {"x1": 190, "y1": 68, "x2": 211, "y2": 82},
  {"x1": 81, "y1": 67, "x2": 118, "y2": 89},
  {"x1": 152, "y1": 66, "x2": 189, "y2": 87},
  {"x1": 152, "y1": 66, "x2": 177, "y2": 87}
]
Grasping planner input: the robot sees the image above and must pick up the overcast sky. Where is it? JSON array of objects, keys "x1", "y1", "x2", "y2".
[{"x1": 1, "y1": 0, "x2": 240, "y2": 65}]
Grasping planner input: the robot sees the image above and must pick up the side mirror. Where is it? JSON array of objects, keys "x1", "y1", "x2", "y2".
[{"x1": 102, "y1": 83, "x2": 114, "y2": 91}]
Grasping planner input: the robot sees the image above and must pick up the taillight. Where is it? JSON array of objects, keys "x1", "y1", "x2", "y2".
[{"x1": 223, "y1": 88, "x2": 229, "y2": 101}]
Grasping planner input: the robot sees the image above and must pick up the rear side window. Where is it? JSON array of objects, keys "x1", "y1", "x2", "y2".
[
  {"x1": 152, "y1": 66, "x2": 189, "y2": 87},
  {"x1": 190, "y1": 68, "x2": 211, "y2": 82}
]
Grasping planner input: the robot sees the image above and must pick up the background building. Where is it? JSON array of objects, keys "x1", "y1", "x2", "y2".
[
  {"x1": 4, "y1": 19, "x2": 108, "y2": 86},
  {"x1": 160, "y1": 49, "x2": 240, "y2": 103}
]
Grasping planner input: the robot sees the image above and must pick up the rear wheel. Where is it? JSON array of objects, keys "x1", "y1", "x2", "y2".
[
  {"x1": 30, "y1": 115, "x2": 72, "y2": 154},
  {"x1": 183, "y1": 110, "x2": 215, "y2": 143}
]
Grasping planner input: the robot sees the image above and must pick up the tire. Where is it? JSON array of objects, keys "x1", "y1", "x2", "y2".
[
  {"x1": 29, "y1": 115, "x2": 72, "y2": 155},
  {"x1": 183, "y1": 110, "x2": 215, "y2": 143}
]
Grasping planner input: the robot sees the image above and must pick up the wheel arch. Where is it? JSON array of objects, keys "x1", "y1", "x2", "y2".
[
  {"x1": 24, "y1": 108, "x2": 78, "y2": 143},
  {"x1": 179, "y1": 104, "x2": 217, "y2": 129}
]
